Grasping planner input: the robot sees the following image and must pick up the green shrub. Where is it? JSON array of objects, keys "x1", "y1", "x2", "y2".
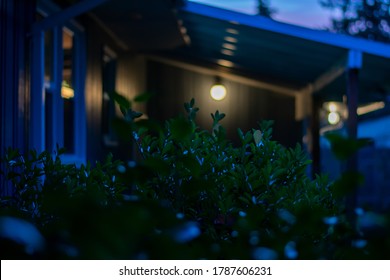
[{"x1": 1, "y1": 94, "x2": 388, "y2": 259}]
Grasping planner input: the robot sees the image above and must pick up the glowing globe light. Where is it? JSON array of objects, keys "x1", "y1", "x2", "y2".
[
  {"x1": 328, "y1": 111, "x2": 340, "y2": 125},
  {"x1": 210, "y1": 84, "x2": 227, "y2": 101}
]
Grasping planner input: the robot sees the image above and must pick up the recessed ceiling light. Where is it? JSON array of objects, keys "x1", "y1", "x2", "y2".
[
  {"x1": 226, "y1": 28, "x2": 239, "y2": 35},
  {"x1": 224, "y1": 36, "x2": 238, "y2": 43},
  {"x1": 221, "y1": 49, "x2": 234, "y2": 56},
  {"x1": 222, "y1": 43, "x2": 236, "y2": 51},
  {"x1": 217, "y1": 59, "x2": 234, "y2": 68}
]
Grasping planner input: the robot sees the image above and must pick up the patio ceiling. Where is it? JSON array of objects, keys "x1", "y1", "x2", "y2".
[
  {"x1": 89, "y1": 0, "x2": 188, "y2": 51},
  {"x1": 48, "y1": 0, "x2": 390, "y2": 104},
  {"x1": 159, "y1": 2, "x2": 390, "y2": 105},
  {"x1": 49, "y1": 0, "x2": 188, "y2": 51}
]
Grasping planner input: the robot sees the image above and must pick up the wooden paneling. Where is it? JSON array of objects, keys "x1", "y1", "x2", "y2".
[
  {"x1": 84, "y1": 18, "x2": 147, "y2": 163},
  {"x1": 0, "y1": 0, "x2": 35, "y2": 196},
  {"x1": 116, "y1": 53, "x2": 146, "y2": 114},
  {"x1": 84, "y1": 20, "x2": 107, "y2": 163},
  {"x1": 146, "y1": 60, "x2": 301, "y2": 147}
]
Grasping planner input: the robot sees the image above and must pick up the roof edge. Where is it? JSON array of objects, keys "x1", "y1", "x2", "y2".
[{"x1": 181, "y1": 2, "x2": 390, "y2": 59}]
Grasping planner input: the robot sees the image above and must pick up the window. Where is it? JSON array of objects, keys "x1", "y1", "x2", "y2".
[
  {"x1": 32, "y1": 4, "x2": 86, "y2": 165},
  {"x1": 62, "y1": 28, "x2": 75, "y2": 154}
]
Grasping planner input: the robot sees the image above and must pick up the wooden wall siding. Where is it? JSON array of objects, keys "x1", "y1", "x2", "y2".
[
  {"x1": 146, "y1": 60, "x2": 301, "y2": 147},
  {"x1": 85, "y1": 23, "x2": 104, "y2": 163},
  {"x1": 84, "y1": 17, "x2": 147, "y2": 163},
  {"x1": 113, "y1": 53, "x2": 147, "y2": 161},
  {"x1": 116, "y1": 53, "x2": 146, "y2": 115},
  {"x1": 0, "y1": 0, "x2": 35, "y2": 196},
  {"x1": 0, "y1": 0, "x2": 34, "y2": 152}
]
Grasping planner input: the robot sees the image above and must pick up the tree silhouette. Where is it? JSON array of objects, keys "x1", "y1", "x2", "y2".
[
  {"x1": 257, "y1": 0, "x2": 276, "y2": 18},
  {"x1": 320, "y1": 0, "x2": 390, "y2": 42}
]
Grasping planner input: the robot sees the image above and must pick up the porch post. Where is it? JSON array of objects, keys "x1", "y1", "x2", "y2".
[
  {"x1": 345, "y1": 49, "x2": 362, "y2": 221},
  {"x1": 30, "y1": 30, "x2": 46, "y2": 153},
  {"x1": 311, "y1": 94, "x2": 322, "y2": 178}
]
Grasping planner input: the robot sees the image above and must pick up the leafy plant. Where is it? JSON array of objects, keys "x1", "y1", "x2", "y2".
[
  {"x1": 1, "y1": 93, "x2": 389, "y2": 259},
  {"x1": 110, "y1": 95, "x2": 341, "y2": 259}
]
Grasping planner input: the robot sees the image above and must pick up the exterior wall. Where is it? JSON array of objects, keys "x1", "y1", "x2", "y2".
[
  {"x1": 116, "y1": 53, "x2": 146, "y2": 115},
  {"x1": 0, "y1": 0, "x2": 35, "y2": 196},
  {"x1": 84, "y1": 22, "x2": 104, "y2": 163},
  {"x1": 83, "y1": 18, "x2": 146, "y2": 163},
  {"x1": 0, "y1": 0, "x2": 35, "y2": 152},
  {"x1": 0, "y1": 0, "x2": 147, "y2": 197},
  {"x1": 146, "y1": 60, "x2": 301, "y2": 147}
]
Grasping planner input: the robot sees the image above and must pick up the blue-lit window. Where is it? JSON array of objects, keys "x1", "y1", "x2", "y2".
[{"x1": 32, "y1": 3, "x2": 86, "y2": 165}]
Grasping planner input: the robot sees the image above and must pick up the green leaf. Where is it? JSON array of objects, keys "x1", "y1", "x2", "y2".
[
  {"x1": 244, "y1": 131, "x2": 252, "y2": 144},
  {"x1": 143, "y1": 158, "x2": 170, "y2": 176},
  {"x1": 181, "y1": 179, "x2": 209, "y2": 198},
  {"x1": 237, "y1": 128, "x2": 244, "y2": 141},
  {"x1": 133, "y1": 92, "x2": 154, "y2": 103},
  {"x1": 111, "y1": 118, "x2": 133, "y2": 141},
  {"x1": 169, "y1": 117, "x2": 193, "y2": 142},
  {"x1": 131, "y1": 111, "x2": 143, "y2": 119},
  {"x1": 325, "y1": 133, "x2": 372, "y2": 160},
  {"x1": 331, "y1": 171, "x2": 365, "y2": 198},
  {"x1": 135, "y1": 119, "x2": 163, "y2": 136},
  {"x1": 253, "y1": 130, "x2": 262, "y2": 146},
  {"x1": 181, "y1": 154, "x2": 201, "y2": 177},
  {"x1": 110, "y1": 92, "x2": 131, "y2": 110}
]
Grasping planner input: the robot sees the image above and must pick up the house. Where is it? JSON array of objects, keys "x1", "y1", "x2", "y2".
[{"x1": 1, "y1": 0, "x2": 390, "y2": 208}]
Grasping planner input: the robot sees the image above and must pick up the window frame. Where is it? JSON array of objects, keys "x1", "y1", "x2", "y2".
[{"x1": 31, "y1": 1, "x2": 86, "y2": 165}]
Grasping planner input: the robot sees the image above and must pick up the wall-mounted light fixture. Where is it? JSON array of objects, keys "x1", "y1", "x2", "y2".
[
  {"x1": 326, "y1": 102, "x2": 342, "y2": 125},
  {"x1": 210, "y1": 77, "x2": 226, "y2": 101},
  {"x1": 323, "y1": 100, "x2": 386, "y2": 125},
  {"x1": 323, "y1": 101, "x2": 346, "y2": 125},
  {"x1": 327, "y1": 111, "x2": 341, "y2": 125}
]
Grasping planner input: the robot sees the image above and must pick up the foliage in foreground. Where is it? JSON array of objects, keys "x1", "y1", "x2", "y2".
[{"x1": 1, "y1": 95, "x2": 389, "y2": 259}]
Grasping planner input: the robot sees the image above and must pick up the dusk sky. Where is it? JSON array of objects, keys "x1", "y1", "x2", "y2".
[{"x1": 189, "y1": 0, "x2": 338, "y2": 29}]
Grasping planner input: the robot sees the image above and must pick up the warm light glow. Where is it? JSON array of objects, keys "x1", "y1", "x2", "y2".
[
  {"x1": 221, "y1": 49, "x2": 234, "y2": 56},
  {"x1": 222, "y1": 43, "x2": 237, "y2": 51},
  {"x1": 328, "y1": 111, "x2": 340, "y2": 125},
  {"x1": 210, "y1": 84, "x2": 227, "y2": 101},
  {"x1": 224, "y1": 36, "x2": 238, "y2": 43},
  {"x1": 357, "y1": 102, "x2": 385, "y2": 115},
  {"x1": 217, "y1": 59, "x2": 234, "y2": 68},
  {"x1": 323, "y1": 101, "x2": 347, "y2": 119},
  {"x1": 61, "y1": 86, "x2": 74, "y2": 99},
  {"x1": 328, "y1": 103, "x2": 337, "y2": 112},
  {"x1": 183, "y1": 34, "x2": 191, "y2": 45},
  {"x1": 226, "y1": 28, "x2": 239, "y2": 35}
]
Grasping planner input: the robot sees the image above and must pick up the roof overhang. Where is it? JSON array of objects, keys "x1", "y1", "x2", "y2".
[
  {"x1": 39, "y1": 1, "x2": 390, "y2": 111},
  {"x1": 89, "y1": 0, "x2": 189, "y2": 51},
  {"x1": 41, "y1": 0, "x2": 189, "y2": 51},
  {"x1": 154, "y1": 2, "x2": 390, "y2": 108}
]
